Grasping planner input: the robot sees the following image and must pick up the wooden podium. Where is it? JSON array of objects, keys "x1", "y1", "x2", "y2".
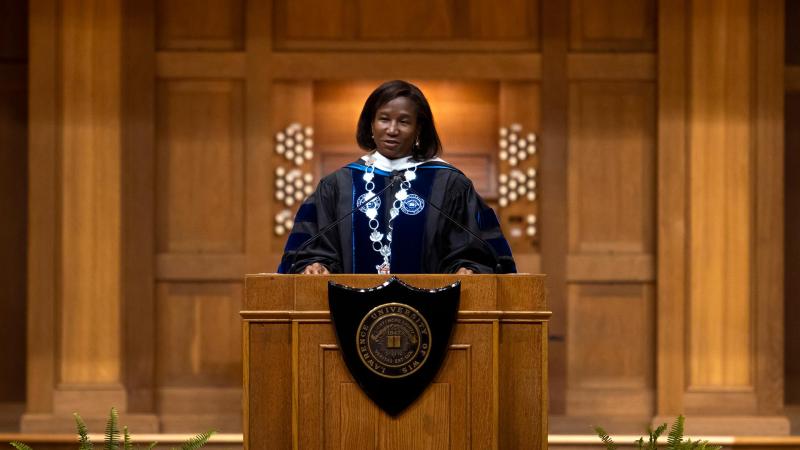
[{"x1": 242, "y1": 274, "x2": 549, "y2": 449}]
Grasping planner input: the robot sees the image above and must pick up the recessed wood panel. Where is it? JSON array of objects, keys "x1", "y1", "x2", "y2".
[
  {"x1": 157, "y1": 0, "x2": 243, "y2": 50},
  {"x1": 569, "y1": 0, "x2": 656, "y2": 51},
  {"x1": 156, "y1": 80, "x2": 244, "y2": 254},
  {"x1": 274, "y1": 0, "x2": 538, "y2": 47},
  {"x1": 156, "y1": 282, "x2": 242, "y2": 386},
  {"x1": 568, "y1": 81, "x2": 655, "y2": 254},
  {"x1": 566, "y1": 283, "x2": 654, "y2": 413},
  {"x1": 359, "y1": 0, "x2": 456, "y2": 40},
  {"x1": 469, "y1": 0, "x2": 539, "y2": 41},
  {"x1": 276, "y1": 0, "x2": 351, "y2": 40}
]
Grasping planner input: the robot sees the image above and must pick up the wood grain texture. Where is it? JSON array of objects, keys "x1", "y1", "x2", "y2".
[
  {"x1": 569, "y1": 0, "x2": 656, "y2": 51},
  {"x1": 566, "y1": 283, "x2": 654, "y2": 415},
  {"x1": 25, "y1": 0, "x2": 58, "y2": 415},
  {"x1": 656, "y1": 0, "x2": 688, "y2": 416},
  {"x1": 156, "y1": 0, "x2": 243, "y2": 50},
  {"x1": 540, "y1": 0, "x2": 569, "y2": 415},
  {"x1": 59, "y1": 0, "x2": 123, "y2": 384},
  {"x1": 156, "y1": 282, "x2": 243, "y2": 388},
  {"x1": 567, "y1": 54, "x2": 656, "y2": 81},
  {"x1": 156, "y1": 80, "x2": 245, "y2": 254},
  {"x1": 268, "y1": 53, "x2": 541, "y2": 80},
  {"x1": 122, "y1": 0, "x2": 156, "y2": 413},
  {"x1": 753, "y1": 0, "x2": 785, "y2": 414},
  {"x1": 567, "y1": 81, "x2": 655, "y2": 254},
  {"x1": 273, "y1": 0, "x2": 538, "y2": 47},
  {"x1": 687, "y1": 0, "x2": 753, "y2": 389}
]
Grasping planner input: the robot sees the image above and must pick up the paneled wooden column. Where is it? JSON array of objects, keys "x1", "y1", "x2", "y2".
[
  {"x1": 23, "y1": 0, "x2": 157, "y2": 432},
  {"x1": 657, "y1": 0, "x2": 787, "y2": 435}
]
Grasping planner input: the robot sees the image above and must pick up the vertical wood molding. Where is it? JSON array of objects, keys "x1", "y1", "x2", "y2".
[
  {"x1": 657, "y1": 0, "x2": 688, "y2": 416},
  {"x1": 540, "y1": 0, "x2": 569, "y2": 415},
  {"x1": 753, "y1": 0, "x2": 785, "y2": 415},
  {"x1": 123, "y1": 0, "x2": 156, "y2": 413},
  {"x1": 26, "y1": 0, "x2": 59, "y2": 413}
]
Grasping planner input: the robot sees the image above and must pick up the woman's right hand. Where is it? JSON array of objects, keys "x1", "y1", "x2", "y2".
[{"x1": 302, "y1": 262, "x2": 330, "y2": 275}]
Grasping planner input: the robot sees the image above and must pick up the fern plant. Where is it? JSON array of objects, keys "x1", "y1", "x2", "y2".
[
  {"x1": 8, "y1": 408, "x2": 214, "y2": 450},
  {"x1": 594, "y1": 415, "x2": 722, "y2": 450}
]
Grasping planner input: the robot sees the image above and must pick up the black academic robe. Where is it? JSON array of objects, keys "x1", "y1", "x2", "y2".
[{"x1": 277, "y1": 159, "x2": 516, "y2": 274}]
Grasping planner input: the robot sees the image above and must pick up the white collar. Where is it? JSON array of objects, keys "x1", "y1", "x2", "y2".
[{"x1": 362, "y1": 151, "x2": 446, "y2": 172}]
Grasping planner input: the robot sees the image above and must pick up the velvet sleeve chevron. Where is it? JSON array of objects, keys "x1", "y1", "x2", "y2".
[
  {"x1": 277, "y1": 177, "x2": 343, "y2": 274},
  {"x1": 438, "y1": 178, "x2": 517, "y2": 274}
]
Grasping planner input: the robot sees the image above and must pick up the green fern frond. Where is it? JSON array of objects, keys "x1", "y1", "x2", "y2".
[
  {"x1": 667, "y1": 415, "x2": 685, "y2": 450},
  {"x1": 145, "y1": 442, "x2": 158, "y2": 450},
  {"x1": 9, "y1": 442, "x2": 33, "y2": 450},
  {"x1": 104, "y1": 407, "x2": 121, "y2": 450},
  {"x1": 74, "y1": 412, "x2": 93, "y2": 450},
  {"x1": 174, "y1": 430, "x2": 215, "y2": 450},
  {"x1": 593, "y1": 426, "x2": 617, "y2": 450},
  {"x1": 123, "y1": 426, "x2": 133, "y2": 450},
  {"x1": 635, "y1": 436, "x2": 645, "y2": 449}
]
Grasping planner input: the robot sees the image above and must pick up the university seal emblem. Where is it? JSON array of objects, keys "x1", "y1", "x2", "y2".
[{"x1": 328, "y1": 277, "x2": 460, "y2": 416}]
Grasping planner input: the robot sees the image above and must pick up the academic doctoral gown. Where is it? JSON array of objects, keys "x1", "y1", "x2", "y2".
[{"x1": 277, "y1": 158, "x2": 516, "y2": 274}]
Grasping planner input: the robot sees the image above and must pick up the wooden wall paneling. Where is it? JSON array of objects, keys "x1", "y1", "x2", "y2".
[
  {"x1": 468, "y1": 0, "x2": 539, "y2": 43},
  {"x1": 567, "y1": 82, "x2": 655, "y2": 255},
  {"x1": 122, "y1": 0, "x2": 156, "y2": 414},
  {"x1": 569, "y1": 0, "x2": 656, "y2": 51},
  {"x1": 655, "y1": 0, "x2": 789, "y2": 434},
  {"x1": 26, "y1": 0, "x2": 59, "y2": 416},
  {"x1": 656, "y1": 0, "x2": 688, "y2": 417},
  {"x1": 356, "y1": 0, "x2": 459, "y2": 40},
  {"x1": 156, "y1": 0, "x2": 244, "y2": 50},
  {"x1": 155, "y1": 282, "x2": 243, "y2": 431},
  {"x1": 274, "y1": 0, "x2": 352, "y2": 41},
  {"x1": 566, "y1": 284, "x2": 654, "y2": 415},
  {"x1": 156, "y1": 79, "x2": 245, "y2": 256},
  {"x1": 269, "y1": 81, "x2": 313, "y2": 255},
  {"x1": 754, "y1": 0, "x2": 785, "y2": 415},
  {"x1": 245, "y1": 0, "x2": 276, "y2": 273},
  {"x1": 58, "y1": 0, "x2": 123, "y2": 389},
  {"x1": 0, "y1": 0, "x2": 28, "y2": 411},
  {"x1": 269, "y1": 53, "x2": 541, "y2": 80},
  {"x1": 540, "y1": 0, "x2": 569, "y2": 416},
  {"x1": 786, "y1": 95, "x2": 800, "y2": 405},
  {"x1": 687, "y1": 0, "x2": 753, "y2": 393},
  {"x1": 498, "y1": 81, "x2": 541, "y2": 271}
]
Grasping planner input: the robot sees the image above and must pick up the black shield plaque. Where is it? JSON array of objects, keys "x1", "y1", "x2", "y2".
[{"x1": 328, "y1": 277, "x2": 460, "y2": 416}]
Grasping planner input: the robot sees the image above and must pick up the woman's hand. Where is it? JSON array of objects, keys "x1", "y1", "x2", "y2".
[
  {"x1": 302, "y1": 262, "x2": 330, "y2": 275},
  {"x1": 455, "y1": 267, "x2": 474, "y2": 275}
]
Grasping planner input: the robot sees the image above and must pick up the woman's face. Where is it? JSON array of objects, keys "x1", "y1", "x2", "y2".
[{"x1": 371, "y1": 96, "x2": 419, "y2": 160}]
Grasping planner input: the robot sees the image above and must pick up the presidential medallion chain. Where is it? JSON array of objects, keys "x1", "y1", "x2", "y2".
[{"x1": 358, "y1": 157, "x2": 422, "y2": 274}]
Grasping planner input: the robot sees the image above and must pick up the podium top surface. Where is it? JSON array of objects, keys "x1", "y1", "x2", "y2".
[{"x1": 243, "y1": 273, "x2": 547, "y2": 313}]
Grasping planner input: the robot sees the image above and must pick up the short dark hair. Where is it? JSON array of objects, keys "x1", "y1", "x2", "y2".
[{"x1": 356, "y1": 80, "x2": 443, "y2": 160}]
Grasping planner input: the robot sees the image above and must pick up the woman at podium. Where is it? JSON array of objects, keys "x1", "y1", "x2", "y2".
[{"x1": 278, "y1": 80, "x2": 516, "y2": 275}]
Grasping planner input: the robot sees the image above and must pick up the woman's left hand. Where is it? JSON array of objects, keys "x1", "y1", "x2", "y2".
[{"x1": 455, "y1": 267, "x2": 474, "y2": 275}]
